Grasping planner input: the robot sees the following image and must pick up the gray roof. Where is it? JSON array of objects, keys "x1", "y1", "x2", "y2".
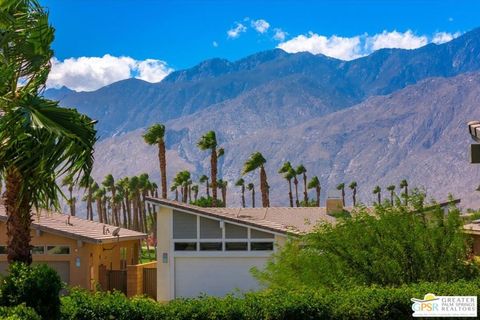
[{"x1": 0, "y1": 205, "x2": 146, "y2": 244}]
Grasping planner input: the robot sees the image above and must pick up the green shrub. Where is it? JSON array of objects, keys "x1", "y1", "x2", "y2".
[
  {"x1": 0, "y1": 304, "x2": 41, "y2": 320},
  {"x1": 190, "y1": 196, "x2": 224, "y2": 208},
  {"x1": 0, "y1": 263, "x2": 62, "y2": 320}
]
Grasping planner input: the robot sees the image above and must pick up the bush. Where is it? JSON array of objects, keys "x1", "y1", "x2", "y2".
[
  {"x1": 0, "y1": 263, "x2": 62, "y2": 320},
  {"x1": 190, "y1": 196, "x2": 224, "y2": 208},
  {"x1": 60, "y1": 279, "x2": 480, "y2": 320},
  {"x1": 0, "y1": 304, "x2": 40, "y2": 320}
]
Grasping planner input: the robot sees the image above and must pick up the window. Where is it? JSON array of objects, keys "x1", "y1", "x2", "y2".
[
  {"x1": 200, "y1": 242, "x2": 222, "y2": 251},
  {"x1": 0, "y1": 246, "x2": 6, "y2": 254},
  {"x1": 32, "y1": 246, "x2": 45, "y2": 254},
  {"x1": 251, "y1": 242, "x2": 274, "y2": 251},
  {"x1": 173, "y1": 210, "x2": 197, "y2": 239},
  {"x1": 250, "y1": 229, "x2": 274, "y2": 239},
  {"x1": 200, "y1": 217, "x2": 222, "y2": 239},
  {"x1": 225, "y1": 223, "x2": 248, "y2": 239},
  {"x1": 225, "y1": 242, "x2": 248, "y2": 251},
  {"x1": 174, "y1": 242, "x2": 197, "y2": 251},
  {"x1": 46, "y1": 245, "x2": 70, "y2": 255}
]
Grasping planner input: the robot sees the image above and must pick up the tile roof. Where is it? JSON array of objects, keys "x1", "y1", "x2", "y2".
[
  {"x1": 0, "y1": 205, "x2": 146, "y2": 244},
  {"x1": 146, "y1": 197, "x2": 337, "y2": 235}
]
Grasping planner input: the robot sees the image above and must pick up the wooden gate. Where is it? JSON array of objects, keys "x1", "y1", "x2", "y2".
[
  {"x1": 108, "y1": 270, "x2": 127, "y2": 294},
  {"x1": 143, "y1": 268, "x2": 156, "y2": 299}
]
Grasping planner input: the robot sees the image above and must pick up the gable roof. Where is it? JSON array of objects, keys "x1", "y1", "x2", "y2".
[
  {"x1": 146, "y1": 197, "x2": 337, "y2": 235},
  {"x1": 0, "y1": 205, "x2": 146, "y2": 244}
]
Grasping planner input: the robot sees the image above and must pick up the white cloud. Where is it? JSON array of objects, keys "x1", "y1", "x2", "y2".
[
  {"x1": 278, "y1": 32, "x2": 363, "y2": 60},
  {"x1": 278, "y1": 29, "x2": 461, "y2": 61},
  {"x1": 251, "y1": 19, "x2": 270, "y2": 33},
  {"x1": 448, "y1": 17, "x2": 454, "y2": 22},
  {"x1": 212, "y1": 41, "x2": 218, "y2": 47},
  {"x1": 47, "y1": 54, "x2": 173, "y2": 91},
  {"x1": 432, "y1": 31, "x2": 461, "y2": 44},
  {"x1": 227, "y1": 23, "x2": 247, "y2": 39},
  {"x1": 273, "y1": 28, "x2": 287, "y2": 41}
]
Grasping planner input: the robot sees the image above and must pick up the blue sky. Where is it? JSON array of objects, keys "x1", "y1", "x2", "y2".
[{"x1": 40, "y1": 0, "x2": 480, "y2": 91}]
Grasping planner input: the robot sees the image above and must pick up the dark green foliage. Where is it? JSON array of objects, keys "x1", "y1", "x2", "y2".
[
  {"x1": 0, "y1": 263, "x2": 62, "y2": 320},
  {"x1": 190, "y1": 196, "x2": 224, "y2": 208},
  {"x1": 60, "y1": 280, "x2": 480, "y2": 320},
  {"x1": 0, "y1": 304, "x2": 41, "y2": 320},
  {"x1": 327, "y1": 209, "x2": 351, "y2": 219},
  {"x1": 255, "y1": 193, "x2": 480, "y2": 290}
]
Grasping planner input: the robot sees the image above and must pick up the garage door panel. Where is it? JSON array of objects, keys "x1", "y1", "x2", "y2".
[{"x1": 174, "y1": 257, "x2": 266, "y2": 298}]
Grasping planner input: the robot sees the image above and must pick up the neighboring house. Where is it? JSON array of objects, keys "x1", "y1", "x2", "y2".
[
  {"x1": 0, "y1": 205, "x2": 146, "y2": 291},
  {"x1": 464, "y1": 221, "x2": 480, "y2": 255},
  {"x1": 146, "y1": 197, "x2": 339, "y2": 301}
]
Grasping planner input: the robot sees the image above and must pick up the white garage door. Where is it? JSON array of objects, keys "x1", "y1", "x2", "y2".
[{"x1": 174, "y1": 257, "x2": 267, "y2": 298}]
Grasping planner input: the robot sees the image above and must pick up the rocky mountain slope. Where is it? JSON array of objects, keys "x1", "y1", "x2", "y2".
[{"x1": 92, "y1": 72, "x2": 480, "y2": 208}]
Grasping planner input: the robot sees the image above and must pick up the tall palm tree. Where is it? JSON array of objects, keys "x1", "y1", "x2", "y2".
[
  {"x1": 129, "y1": 176, "x2": 141, "y2": 231},
  {"x1": 246, "y1": 183, "x2": 255, "y2": 208},
  {"x1": 138, "y1": 173, "x2": 151, "y2": 232},
  {"x1": 235, "y1": 178, "x2": 246, "y2": 208},
  {"x1": 0, "y1": 1, "x2": 97, "y2": 264},
  {"x1": 118, "y1": 177, "x2": 132, "y2": 228},
  {"x1": 197, "y1": 131, "x2": 221, "y2": 207},
  {"x1": 116, "y1": 180, "x2": 128, "y2": 228},
  {"x1": 102, "y1": 174, "x2": 118, "y2": 225},
  {"x1": 143, "y1": 124, "x2": 167, "y2": 199},
  {"x1": 278, "y1": 162, "x2": 294, "y2": 207},
  {"x1": 80, "y1": 176, "x2": 95, "y2": 220},
  {"x1": 400, "y1": 179, "x2": 409, "y2": 205},
  {"x1": 373, "y1": 185, "x2": 382, "y2": 205},
  {"x1": 296, "y1": 164, "x2": 308, "y2": 205},
  {"x1": 199, "y1": 175, "x2": 210, "y2": 198},
  {"x1": 349, "y1": 181, "x2": 358, "y2": 206},
  {"x1": 242, "y1": 152, "x2": 269, "y2": 207},
  {"x1": 61, "y1": 174, "x2": 76, "y2": 216},
  {"x1": 170, "y1": 183, "x2": 179, "y2": 201},
  {"x1": 93, "y1": 185, "x2": 106, "y2": 224},
  {"x1": 387, "y1": 185, "x2": 396, "y2": 206},
  {"x1": 336, "y1": 183, "x2": 346, "y2": 207},
  {"x1": 191, "y1": 185, "x2": 199, "y2": 202},
  {"x1": 218, "y1": 179, "x2": 228, "y2": 207},
  {"x1": 308, "y1": 176, "x2": 321, "y2": 207},
  {"x1": 174, "y1": 170, "x2": 191, "y2": 203}
]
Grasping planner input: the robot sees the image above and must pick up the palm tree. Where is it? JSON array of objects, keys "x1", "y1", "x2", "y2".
[
  {"x1": 143, "y1": 124, "x2": 167, "y2": 199},
  {"x1": 116, "y1": 180, "x2": 128, "y2": 228},
  {"x1": 129, "y1": 176, "x2": 141, "y2": 231},
  {"x1": 93, "y1": 185, "x2": 106, "y2": 224},
  {"x1": 400, "y1": 179, "x2": 408, "y2": 205},
  {"x1": 336, "y1": 183, "x2": 346, "y2": 207},
  {"x1": 80, "y1": 176, "x2": 95, "y2": 220},
  {"x1": 278, "y1": 162, "x2": 294, "y2": 207},
  {"x1": 387, "y1": 185, "x2": 396, "y2": 206},
  {"x1": 235, "y1": 178, "x2": 246, "y2": 208},
  {"x1": 61, "y1": 174, "x2": 76, "y2": 216},
  {"x1": 191, "y1": 185, "x2": 199, "y2": 202},
  {"x1": 174, "y1": 171, "x2": 191, "y2": 203},
  {"x1": 296, "y1": 164, "x2": 308, "y2": 205},
  {"x1": 199, "y1": 175, "x2": 210, "y2": 198},
  {"x1": 0, "y1": 1, "x2": 97, "y2": 264},
  {"x1": 218, "y1": 179, "x2": 228, "y2": 207},
  {"x1": 349, "y1": 181, "x2": 358, "y2": 206},
  {"x1": 170, "y1": 183, "x2": 179, "y2": 201},
  {"x1": 118, "y1": 177, "x2": 132, "y2": 228},
  {"x1": 246, "y1": 183, "x2": 255, "y2": 208},
  {"x1": 102, "y1": 174, "x2": 118, "y2": 225},
  {"x1": 308, "y1": 176, "x2": 321, "y2": 207},
  {"x1": 197, "y1": 131, "x2": 221, "y2": 207},
  {"x1": 373, "y1": 185, "x2": 381, "y2": 205},
  {"x1": 243, "y1": 152, "x2": 269, "y2": 207}
]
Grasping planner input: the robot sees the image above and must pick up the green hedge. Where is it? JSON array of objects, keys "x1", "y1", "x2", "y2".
[
  {"x1": 0, "y1": 304, "x2": 41, "y2": 320},
  {"x1": 60, "y1": 278, "x2": 480, "y2": 320}
]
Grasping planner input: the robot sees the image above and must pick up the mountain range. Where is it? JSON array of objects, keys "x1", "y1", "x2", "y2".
[{"x1": 46, "y1": 27, "x2": 480, "y2": 209}]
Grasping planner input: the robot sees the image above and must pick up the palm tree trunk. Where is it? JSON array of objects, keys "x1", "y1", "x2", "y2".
[
  {"x1": 241, "y1": 185, "x2": 245, "y2": 208},
  {"x1": 353, "y1": 189, "x2": 357, "y2": 206},
  {"x1": 303, "y1": 173, "x2": 308, "y2": 204},
  {"x1": 260, "y1": 166, "x2": 269, "y2": 207},
  {"x1": 87, "y1": 187, "x2": 93, "y2": 220},
  {"x1": 222, "y1": 186, "x2": 227, "y2": 207},
  {"x1": 96, "y1": 198, "x2": 103, "y2": 223},
  {"x1": 158, "y1": 140, "x2": 167, "y2": 199},
  {"x1": 287, "y1": 179, "x2": 293, "y2": 207},
  {"x1": 68, "y1": 185, "x2": 75, "y2": 216},
  {"x1": 188, "y1": 185, "x2": 192, "y2": 203},
  {"x1": 211, "y1": 148, "x2": 218, "y2": 206},
  {"x1": 133, "y1": 197, "x2": 139, "y2": 231},
  {"x1": 341, "y1": 189, "x2": 345, "y2": 207},
  {"x1": 251, "y1": 187, "x2": 255, "y2": 208},
  {"x1": 5, "y1": 168, "x2": 32, "y2": 264},
  {"x1": 205, "y1": 181, "x2": 210, "y2": 197},
  {"x1": 175, "y1": 188, "x2": 178, "y2": 201},
  {"x1": 194, "y1": 189, "x2": 198, "y2": 202},
  {"x1": 390, "y1": 192, "x2": 394, "y2": 206},
  {"x1": 121, "y1": 199, "x2": 127, "y2": 228},
  {"x1": 294, "y1": 177, "x2": 299, "y2": 207},
  {"x1": 377, "y1": 192, "x2": 381, "y2": 204},
  {"x1": 316, "y1": 186, "x2": 320, "y2": 207}
]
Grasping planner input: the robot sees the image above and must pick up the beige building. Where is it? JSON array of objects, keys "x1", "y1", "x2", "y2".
[
  {"x1": 0, "y1": 205, "x2": 146, "y2": 291},
  {"x1": 147, "y1": 197, "x2": 339, "y2": 301}
]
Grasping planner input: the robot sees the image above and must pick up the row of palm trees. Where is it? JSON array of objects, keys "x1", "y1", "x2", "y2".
[
  {"x1": 373, "y1": 179, "x2": 409, "y2": 206},
  {"x1": 277, "y1": 161, "x2": 321, "y2": 207}
]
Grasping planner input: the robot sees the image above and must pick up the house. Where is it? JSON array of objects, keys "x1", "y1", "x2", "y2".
[
  {"x1": 0, "y1": 205, "x2": 146, "y2": 291},
  {"x1": 146, "y1": 197, "x2": 339, "y2": 301},
  {"x1": 464, "y1": 221, "x2": 480, "y2": 255}
]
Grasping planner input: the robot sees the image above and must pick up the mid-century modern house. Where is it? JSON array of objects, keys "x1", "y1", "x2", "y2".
[
  {"x1": 147, "y1": 197, "x2": 342, "y2": 301},
  {"x1": 0, "y1": 205, "x2": 146, "y2": 291}
]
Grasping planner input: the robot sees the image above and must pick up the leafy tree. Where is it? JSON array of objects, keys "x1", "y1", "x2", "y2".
[
  {"x1": 197, "y1": 131, "x2": 222, "y2": 207},
  {"x1": 255, "y1": 193, "x2": 480, "y2": 290},
  {"x1": 190, "y1": 196, "x2": 223, "y2": 208},
  {"x1": 296, "y1": 164, "x2": 308, "y2": 205},
  {"x1": 243, "y1": 152, "x2": 269, "y2": 207},
  {"x1": 143, "y1": 124, "x2": 167, "y2": 199},
  {"x1": 387, "y1": 185, "x2": 396, "y2": 205},
  {"x1": 0, "y1": 0, "x2": 96, "y2": 264},
  {"x1": 278, "y1": 162, "x2": 294, "y2": 207},
  {"x1": 235, "y1": 178, "x2": 246, "y2": 208},
  {"x1": 336, "y1": 183, "x2": 345, "y2": 207},
  {"x1": 349, "y1": 181, "x2": 358, "y2": 206},
  {"x1": 307, "y1": 176, "x2": 321, "y2": 207},
  {"x1": 373, "y1": 185, "x2": 381, "y2": 205},
  {"x1": 246, "y1": 183, "x2": 255, "y2": 208}
]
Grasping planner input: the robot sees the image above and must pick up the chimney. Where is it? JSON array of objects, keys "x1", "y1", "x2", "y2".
[{"x1": 326, "y1": 189, "x2": 344, "y2": 215}]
